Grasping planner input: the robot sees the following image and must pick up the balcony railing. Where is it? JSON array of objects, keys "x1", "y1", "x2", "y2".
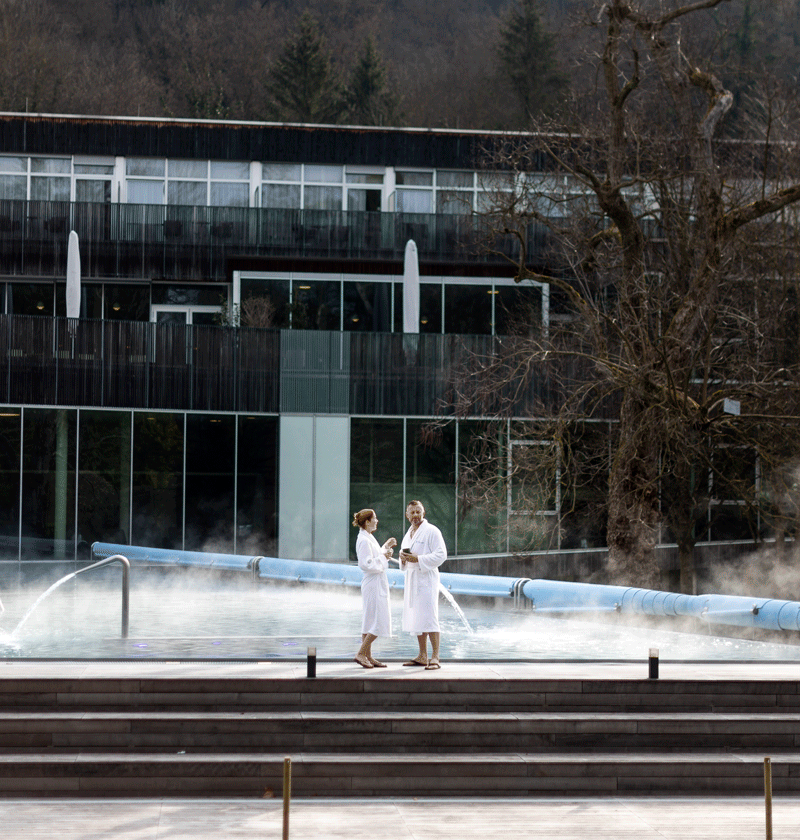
[
  {"x1": 0, "y1": 314, "x2": 575, "y2": 416},
  {"x1": 0, "y1": 200, "x2": 549, "y2": 280}
]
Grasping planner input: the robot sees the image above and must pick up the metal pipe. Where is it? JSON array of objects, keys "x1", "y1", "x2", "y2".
[{"x1": 75, "y1": 553, "x2": 130, "y2": 639}]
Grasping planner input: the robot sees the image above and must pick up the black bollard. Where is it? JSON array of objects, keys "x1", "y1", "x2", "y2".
[
  {"x1": 648, "y1": 647, "x2": 659, "y2": 679},
  {"x1": 307, "y1": 646, "x2": 317, "y2": 678}
]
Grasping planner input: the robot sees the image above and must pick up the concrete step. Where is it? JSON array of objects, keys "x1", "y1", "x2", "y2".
[
  {"x1": 0, "y1": 711, "x2": 798, "y2": 753},
  {"x1": 0, "y1": 675, "x2": 794, "y2": 797},
  {"x1": 0, "y1": 677, "x2": 798, "y2": 713},
  {"x1": 0, "y1": 751, "x2": 793, "y2": 798}
]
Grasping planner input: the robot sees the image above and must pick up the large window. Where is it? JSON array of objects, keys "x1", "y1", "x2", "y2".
[
  {"x1": 22, "y1": 409, "x2": 77, "y2": 557},
  {"x1": 395, "y1": 170, "x2": 432, "y2": 213},
  {"x1": 445, "y1": 283, "x2": 493, "y2": 335},
  {"x1": 0, "y1": 410, "x2": 21, "y2": 554},
  {"x1": 78, "y1": 411, "x2": 131, "y2": 547},
  {"x1": 131, "y1": 412, "x2": 184, "y2": 549},
  {"x1": 349, "y1": 419, "x2": 406, "y2": 560},
  {"x1": 185, "y1": 414, "x2": 236, "y2": 553},
  {"x1": 292, "y1": 279, "x2": 341, "y2": 330},
  {"x1": 237, "y1": 416, "x2": 278, "y2": 556}
]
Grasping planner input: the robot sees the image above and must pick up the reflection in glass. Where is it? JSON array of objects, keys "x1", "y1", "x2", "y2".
[
  {"x1": 170, "y1": 160, "x2": 207, "y2": 178},
  {"x1": 0, "y1": 411, "x2": 21, "y2": 552},
  {"x1": 393, "y1": 282, "x2": 403, "y2": 332},
  {"x1": 81, "y1": 285, "x2": 103, "y2": 320},
  {"x1": 168, "y1": 181, "x2": 206, "y2": 206},
  {"x1": 494, "y1": 283, "x2": 543, "y2": 337},
  {"x1": 262, "y1": 184, "x2": 300, "y2": 209},
  {"x1": 242, "y1": 277, "x2": 290, "y2": 328},
  {"x1": 152, "y1": 284, "x2": 223, "y2": 306},
  {"x1": 457, "y1": 421, "x2": 506, "y2": 555},
  {"x1": 343, "y1": 282, "x2": 392, "y2": 332},
  {"x1": 103, "y1": 284, "x2": 150, "y2": 321},
  {"x1": 126, "y1": 159, "x2": 166, "y2": 177},
  {"x1": 76, "y1": 180, "x2": 111, "y2": 203},
  {"x1": 263, "y1": 163, "x2": 301, "y2": 181},
  {"x1": 444, "y1": 284, "x2": 492, "y2": 335},
  {"x1": 406, "y1": 420, "x2": 456, "y2": 551},
  {"x1": 292, "y1": 280, "x2": 341, "y2": 330},
  {"x1": 78, "y1": 411, "x2": 131, "y2": 547},
  {"x1": 131, "y1": 412, "x2": 183, "y2": 549},
  {"x1": 237, "y1": 416, "x2": 278, "y2": 556},
  {"x1": 305, "y1": 165, "x2": 343, "y2": 183},
  {"x1": 211, "y1": 182, "x2": 248, "y2": 207},
  {"x1": 22, "y1": 408, "x2": 77, "y2": 558},
  {"x1": 7, "y1": 283, "x2": 54, "y2": 316},
  {"x1": 418, "y1": 283, "x2": 441, "y2": 333},
  {"x1": 395, "y1": 189, "x2": 432, "y2": 213},
  {"x1": 304, "y1": 185, "x2": 342, "y2": 210},
  {"x1": 30, "y1": 177, "x2": 69, "y2": 201},
  {"x1": 0, "y1": 174, "x2": 26, "y2": 200},
  {"x1": 347, "y1": 189, "x2": 381, "y2": 212},
  {"x1": 185, "y1": 414, "x2": 235, "y2": 553},
  {"x1": 350, "y1": 418, "x2": 405, "y2": 560},
  {"x1": 558, "y1": 421, "x2": 608, "y2": 550}
]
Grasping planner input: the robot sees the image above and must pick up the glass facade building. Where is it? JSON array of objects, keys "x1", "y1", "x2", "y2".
[{"x1": 0, "y1": 113, "x2": 755, "y2": 568}]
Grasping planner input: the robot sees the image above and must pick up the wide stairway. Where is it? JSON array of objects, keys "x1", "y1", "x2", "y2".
[{"x1": 0, "y1": 673, "x2": 798, "y2": 797}]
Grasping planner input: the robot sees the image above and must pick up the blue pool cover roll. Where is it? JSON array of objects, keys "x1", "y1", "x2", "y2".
[{"x1": 91, "y1": 543, "x2": 800, "y2": 634}]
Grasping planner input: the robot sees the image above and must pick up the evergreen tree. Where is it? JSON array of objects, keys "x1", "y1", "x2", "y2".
[
  {"x1": 495, "y1": 0, "x2": 566, "y2": 126},
  {"x1": 344, "y1": 36, "x2": 402, "y2": 126},
  {"x1": 266, "y1": 12, "x2": 344, "y2": 123}
]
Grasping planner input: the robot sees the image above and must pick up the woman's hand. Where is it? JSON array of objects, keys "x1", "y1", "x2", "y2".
[{"x1": 383, "y1": 537, "x2": 397, "y2": 550}]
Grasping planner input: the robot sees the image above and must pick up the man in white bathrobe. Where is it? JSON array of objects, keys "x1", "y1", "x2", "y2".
[{"x1": 399, "y1": 500, "x2": 447, "y2": 670}]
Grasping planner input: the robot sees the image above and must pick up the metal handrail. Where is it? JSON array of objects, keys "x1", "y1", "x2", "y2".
[{"x1": 74, "y1": 554, "x2": 130, "y2": 638}]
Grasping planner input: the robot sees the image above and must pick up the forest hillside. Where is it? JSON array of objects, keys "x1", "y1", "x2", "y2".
[{"x1": 0, "y1": 0, "x2": 796, "y2": 131}]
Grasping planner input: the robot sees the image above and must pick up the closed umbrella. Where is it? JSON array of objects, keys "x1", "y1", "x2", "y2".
[
  {"x1": 66, "y1": 230, "x2": 81, "y2": 319},
  {"x1": 402, "y1": 239, "x2": 419, "y2": 333}
]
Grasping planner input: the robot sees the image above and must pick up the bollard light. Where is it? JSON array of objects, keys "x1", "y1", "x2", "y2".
[
  {"x1": 307, "y1": 646, "x2": 317, "y2": 678},
  {"x1": 764, "y1": 757, "x2": 773, "y2": 840},
  {"x1": 283, "y1": 756, "x2": 292, "y2": 840},
  {"x1": 648, "y1": 648, "x2": 659, "y2": 679}
]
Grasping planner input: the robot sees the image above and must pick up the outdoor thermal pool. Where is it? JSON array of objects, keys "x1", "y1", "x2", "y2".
[{"x1": 0, "y1": 568, "x2": 799, "y2": 661}]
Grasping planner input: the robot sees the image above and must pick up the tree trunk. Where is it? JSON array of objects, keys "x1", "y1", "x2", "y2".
[
  {"x1": 678, "y1": 541, "x2": 696, "y2": 596},
  {"x1": 605, "y1": 395, "x2": 662, "y2": 590}
]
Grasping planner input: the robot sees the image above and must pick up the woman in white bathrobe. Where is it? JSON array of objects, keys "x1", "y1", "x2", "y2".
[{"x1": 352, "y1": 509, "x2": 396, "y2": 669}]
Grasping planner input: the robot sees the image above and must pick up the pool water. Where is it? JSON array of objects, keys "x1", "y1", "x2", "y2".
[{"x1": 1, "y1": 570, "x2": 799, "y2": 661}]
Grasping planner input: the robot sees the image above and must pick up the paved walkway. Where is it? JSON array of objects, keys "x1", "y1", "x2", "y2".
[
  {"x1": 0, "y1": 796, "x2": 794, "y2": 840},
  {"x1": 0, "y1": 658, "x2": 798, "y2": 838},
  {"x1": 2, "y1": 656, "x2": 800, "y2": 680}
]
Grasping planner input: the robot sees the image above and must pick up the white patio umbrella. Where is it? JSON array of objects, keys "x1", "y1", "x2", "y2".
[
  {"x1": 66, "y1": 230, "x2": 81, "y2": 319},
  {"x1": 402, "y1": 239, "x2": 419, "y2": 334}
]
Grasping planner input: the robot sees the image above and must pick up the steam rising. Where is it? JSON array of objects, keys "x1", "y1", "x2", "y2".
[{"x1": 0, "y1": 568, "x2": 797, "y2": 661}]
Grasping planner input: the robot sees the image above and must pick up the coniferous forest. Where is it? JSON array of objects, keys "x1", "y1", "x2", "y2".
[{"x1": 0, "y1": 0, "x2": 798, "y2": 131}]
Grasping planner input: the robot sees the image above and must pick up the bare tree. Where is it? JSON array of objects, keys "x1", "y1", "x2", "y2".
[{"x1": 444, "y1": 0, "x2": 800, "y2": 591}]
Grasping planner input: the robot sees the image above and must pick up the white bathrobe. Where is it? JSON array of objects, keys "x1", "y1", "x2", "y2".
[
  {"x1": 400, "y1": 519, "x2": 447, "y2": 634},
  {"x1": 356, "y1": 528, "x2": 392, "y2": 637}
]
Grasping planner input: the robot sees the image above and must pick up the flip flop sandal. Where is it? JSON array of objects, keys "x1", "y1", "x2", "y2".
[
  {"x1": 424, "y1": 659, "x2": 441, "y2": 670},
  {"x1": 403, "y1": 659, "x2": 428, "y2": 666}
]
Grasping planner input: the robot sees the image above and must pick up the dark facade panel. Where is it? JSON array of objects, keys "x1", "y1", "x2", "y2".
[{"x1": 0, "y1": 114, "x2": 510, "y2": 169}]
